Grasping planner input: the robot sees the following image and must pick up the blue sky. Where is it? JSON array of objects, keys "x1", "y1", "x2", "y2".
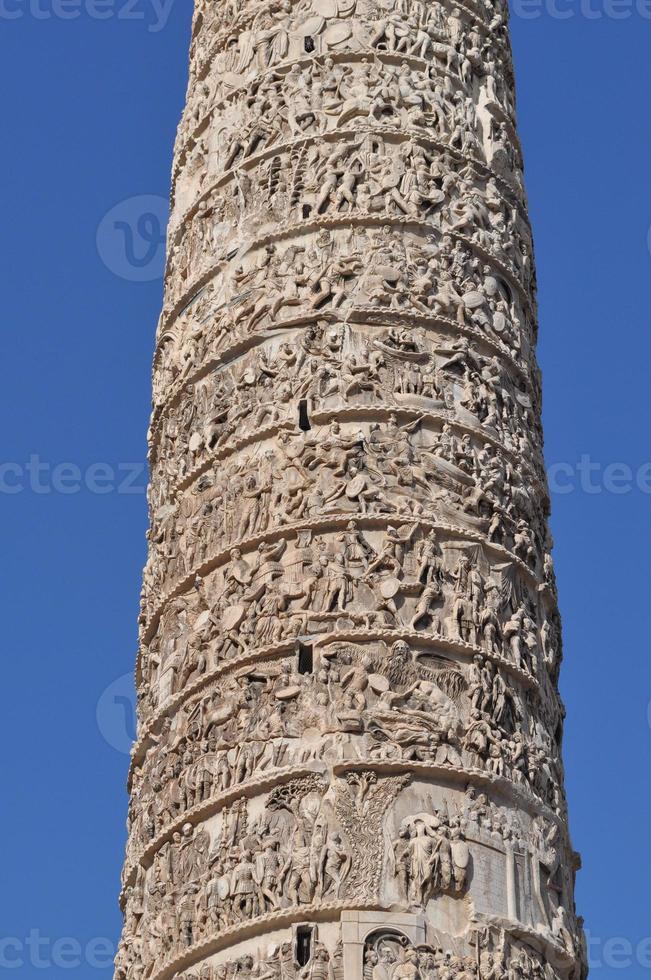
[{"x1": 0, "y1": 3, "x2": 649, "y2": 977}]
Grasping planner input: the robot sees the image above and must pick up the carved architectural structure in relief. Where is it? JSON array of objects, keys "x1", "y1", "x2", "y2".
[{"x1": 114, "y1": 2, "x2": 587, "y2": 979}]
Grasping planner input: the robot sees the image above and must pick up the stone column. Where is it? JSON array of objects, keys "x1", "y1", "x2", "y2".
[{"x1": 114, "y1": 3, "x2": 587, "y2": 980}]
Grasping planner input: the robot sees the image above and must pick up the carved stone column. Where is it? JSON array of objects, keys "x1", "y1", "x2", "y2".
[{"x1": 115, "y1": 3, "x2": 587, "y2": 980}]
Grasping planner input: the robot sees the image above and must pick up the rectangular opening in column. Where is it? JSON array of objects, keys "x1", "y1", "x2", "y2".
[{"x1": 296, "y1": 925, "x2": 313, "y2": 966}]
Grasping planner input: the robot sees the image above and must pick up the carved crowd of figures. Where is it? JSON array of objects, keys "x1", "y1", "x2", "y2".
[
  {"x1": 140, "y1": 410, "x2": 552, "y2": 613},
  {"x1": 117, "y1": 777, "x2": 345, "y2": 977},
  {"x1": 179, "y1": 0, "x2": 515, "y2": 168},
  {"x1": 147, "y1": 415, "x2": 546, "y2": 561},
  {"x1": 153, "y1": 222, "x2": 538, "y2": 413},
  {"x1": 188, "y1": 0, "x2": 511, "y2": 76},
  {"x1": 195, "y1": 56, "x2": 510, "y2": 177},
  {"x1": 172, "y1": 58, "x2": 521, "y2": 230},
  {"x1": 139, "y1": 520, "x2": 560, "y2": 697},
  {"x1": 117, "y1": 766, "x2": 577, "y2": 979},
  {"x1": 118, "y1": 772, "x2": 467, "y2": 978},
  {"x1": 362, "y1": 925, "x2": 577, "y2": 980},
  {"x1": 149, "y1": 329, "x2": 541, "y2": 506},
  {"x1": 391, "y1": 809, "x2": 469, "y2": 904},
  {"x1": 163, "y1": 142, "x2": 532, "y2": 325},
  {"x1": 171, "y1": 939, "x2": 343, "y2": 980},
  {"x1": 126, "y1": 635, "x2": 564, "y2": 877},
  {"x1": 159, "y1": 921, "x2": 576, "y2": 980}
]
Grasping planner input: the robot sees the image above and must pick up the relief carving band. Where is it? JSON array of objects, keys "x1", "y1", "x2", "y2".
[{"x1": 114, "y1": 2, "x2": 586, "y2": 980}]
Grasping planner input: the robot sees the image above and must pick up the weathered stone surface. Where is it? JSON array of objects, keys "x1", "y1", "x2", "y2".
[{"x1": 114, "y1": 2, "x2": 586, "y2": 979}]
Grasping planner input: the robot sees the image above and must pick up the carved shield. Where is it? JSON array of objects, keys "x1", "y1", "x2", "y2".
[
  {"x1": 380, "y1": 576, "x2": 401, "y2": 599},
  {"x1": 323, "y1": 22, "x2": 352, "y2": 44},
  {"x1": 368, "y1": 673, "x2": 390, "y2": 694},
  {"x1": 222, "y1": 604, "x2": 246, "y2": 630},
  {"x1": 194, "y1": 610, "x2": 212, "y2": 630},
  {"x1": 451, "y1": 839, "x2": 470, "y2": 869},
  {"x1": 484, "y1": 276, "x2": 500, "y2": 297},
  {"x1": 275, "y1": 685, "x2": 301, "y2": 701},
  {"x1": 296, "y1": 14, "x2": 327, "y2": 34},
  {"x1": 493, "y1": 312, "x2": 507, "y2": 333},
  {"x1": 312, "y1": 0, "x2": 337, "y2": 16},
  {"x1": 462, "y1": 290, "x2": 485, "y2": 310},
  {"x1": 346, "y1": 474, "x2": 367, "y2": 498},
  {"x1": 231, "y1": 561, "x2": 253, "y2": 585}
]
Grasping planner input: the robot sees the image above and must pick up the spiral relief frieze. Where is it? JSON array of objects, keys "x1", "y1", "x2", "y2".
[{"x1": 114, "y1": 1, "x2": 586, "y2": 979}]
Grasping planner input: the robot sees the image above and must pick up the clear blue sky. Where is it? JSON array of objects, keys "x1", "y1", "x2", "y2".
[{"x1": 0, "y1": 4, "x2": 649, "y2": 978}]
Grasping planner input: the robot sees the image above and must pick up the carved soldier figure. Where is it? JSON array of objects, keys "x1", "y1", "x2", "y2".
[{"x1": 231, "y1": 849, "x2": 257, "y2": 919}]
